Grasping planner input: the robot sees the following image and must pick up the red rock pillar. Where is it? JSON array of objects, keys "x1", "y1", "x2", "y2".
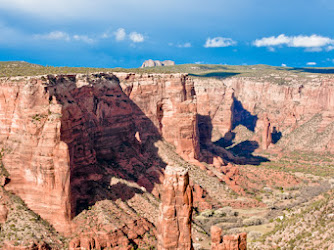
[
  {"x1": 211, "y1": 226, "x2": 247, "y2": 250},
  {"x1": 157, "y1": 165, "x2": 193, "y2": 250},
  {"x1": 211, "y1": 226, "x2": 223, "y2": 250},
  {"x1": 262, "y1": 115, "x2": 272, "y2": 150}
]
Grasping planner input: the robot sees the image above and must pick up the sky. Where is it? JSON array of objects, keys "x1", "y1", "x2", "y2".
[{"x1": 0, "y1": 0, "x2": 334, "y2": 68}]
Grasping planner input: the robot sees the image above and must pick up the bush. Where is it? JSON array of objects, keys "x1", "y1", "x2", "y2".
[{"x1": 243, "y1": 216, "x2": 264, "y2": 226}]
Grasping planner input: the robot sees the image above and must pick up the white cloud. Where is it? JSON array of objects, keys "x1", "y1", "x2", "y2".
[
  {"x1": 204, "y1": 37, "x2": 236, "y2": 48},
  {"x1": 114, "y1": 28, "x2": 126, "y2": 41},
  {"x1": 73, "y1": 34, "x2": 95, "y2": 44},
  {"x1": 129, "y1": 32, "x2": 144, "y2": 43},
  {"x1": 254, "y1": 34, "x2": 290, "y2": 47},
  {"x1": 290, "y1": 35, "x2": 332, "y2": 48},
  {"x1": 34, "y1": 31, "x2": 70, "y2": 41},
  {"x1": 306, "y1": 62, "x2": 317, "y2": 66},
  {"x1": 34, "y1": 31, "x2": 95, "y2": 44},
  {"x1": 253, "y1": 34, "x2": 334, "y2": 51},
  {"x1": 101, "y1": 28, "x2": 147, "y2": 44},
  {"x1": 326, "y1": 45, "x2": 334, "y2": 51},
  {"x1": 281, "y1": 63, "x2": 287, "y2": 67},
  {"x1": 177, "y1": 42, "x2": 192, "y2": 48}
]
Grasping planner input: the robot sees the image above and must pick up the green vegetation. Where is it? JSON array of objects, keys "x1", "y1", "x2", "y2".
[
  {"x1": 0, "y1": 149, "x2": 9, "y2": 178},
  {"x1": 257, "y1": 151, "x2": 334, "y2": 177},
  {"x1": 0, "y1": 188, "x2": 66, "y2": 248},
  {"x1": 1, "y1": 61, "x2": 333, "y2": 83}
]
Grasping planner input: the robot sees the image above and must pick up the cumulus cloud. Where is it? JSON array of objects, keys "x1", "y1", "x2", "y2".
[
  {"x1": 253, "y1": 34, "x2": 334, "y2": 51},
  {"x1": 102, "y1": 28, "x2": 145, "y2": 43},
  {"x1": 177, "y1": 42, "x2": 192, "y2": 48},
  {"x1": 129, "y1": 32, "x2": 144, "y2": 43},
  {"x1": 254, "y1": 34, "x2": 290, "y2": 47},
  {"x1": 114, "y1": 28, "x2": 126, "y2": 41},
  {"x1": 281, "y1": 63, "x2": 287, "y2": 67},
  {"x1": 306, "y1": 62, "x2": 317, "y2": 66},
  {"x1": 204, "y1": 37, "x2": 236, "y2": 48}
]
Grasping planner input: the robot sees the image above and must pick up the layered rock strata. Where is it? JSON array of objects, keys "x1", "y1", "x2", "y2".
[
  {"x1": 141, "y1": 60, "x2": 175, "y2": 68},
  {"x1": 0, "y1": 73, "x2": 200, "y2": 235},
  {"x1": 194, "y1": 77, "x2": 334, "y2": 153},
  {"x1": 117, "y1": 73, "x2": 200, "y2": 161},
  {"x1": 157, "y1": 165, "x2": 193, "y2": 250}
]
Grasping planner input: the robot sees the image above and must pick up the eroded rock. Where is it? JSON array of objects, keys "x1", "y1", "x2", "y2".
[{"x1": 157, "y1": 165, "x2": 193, "y2": 250}]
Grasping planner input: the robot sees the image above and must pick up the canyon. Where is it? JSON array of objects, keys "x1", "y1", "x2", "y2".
[{"x1": 0, "y1": 64, "x2": 333, "y2": 249}]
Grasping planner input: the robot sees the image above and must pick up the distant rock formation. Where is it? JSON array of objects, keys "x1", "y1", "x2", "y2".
[
  {"x1": 211, "y1": 226, "x2": 247, "y2": 250},
  {"x1": 157, "y1": 165, "x2": 193, "y2": 250},
  {"x1": 262, "y1": 114, "x2": 272, "y2": 150},
  {"x1": 141, "y1": 59, "x2": 175, "y2": 68}
]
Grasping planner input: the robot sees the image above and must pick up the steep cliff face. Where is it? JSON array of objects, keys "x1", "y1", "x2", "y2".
[
  {"x1": 0, "y1": 73, "x2": 200, "y2": 236},
  {"x1": 117, "y1": 73, "x2": 200, "y2": 161},
  {"x1": 157, "y1": 165, "x2": 193, "y2": 250},
  {"x1": 0, "y1": 77, "x2": 72, "y2": 234},
  {"x1": 194, "y1": 76, "x2": 334, "y2": 153}
]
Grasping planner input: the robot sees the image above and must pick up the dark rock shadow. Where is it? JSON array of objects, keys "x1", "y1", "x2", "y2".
[
  {"x1": 284, "y1": 67, "x2": 334, "y2": 74},
  {"x1": 189, "y1": 72, "x2": 240, "y2": 79},
  {"x1": 198, "y1": 97, "x2": 269, "y2": 166},
  {"x1": 232, "y1": 97, "x2": 258, "y2": 132},
  {"x1": 271, "y1": 126, "x2": 282, "y2": 144},
  {"x1": 47, "y1": 74, "x2": 166, "y2": 216},
  {"x1": 214, "y1": 131, "x2": 236, "y2": 148}
]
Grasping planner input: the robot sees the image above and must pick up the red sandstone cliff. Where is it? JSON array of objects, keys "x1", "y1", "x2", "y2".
[
  {"x1": 117, "y1": 73, "x2": 200, "y2": 161},
  {"x1": 0, "y1": 73, "x2": 200, "y2": 240},
  {"x1": 0, "y1": 70, "x2": 332, "y2": 249},
  {"x1": 157, "y1": 165, "x2": 193, "y2": 250},
  {"x1": 194, "y1": 76, "x2": 334, "y2": 154}
]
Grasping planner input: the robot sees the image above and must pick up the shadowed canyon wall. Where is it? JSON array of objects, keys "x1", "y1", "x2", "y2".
[
  {"x1": 0, "y1": 73, "x2": 200, "y2": 235},
  {"x1": 194, "y1": 76, "x2": 334, "y2": 154},
  {"x1": 0, "y1": 71, "x2": 333, "y2": 249}
]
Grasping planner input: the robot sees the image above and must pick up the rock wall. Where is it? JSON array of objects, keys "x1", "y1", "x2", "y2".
[
  {"x1": 0, "y1": 77, "x2": 72, "y2": 234},
  {"x1": 0, "y1": 73, "x2": 200, "y2": 236},
  {"x1": 157, "y1": 165, "x2": 193, "y2": 250},
  {"x1": 117, "y1": 73, "x2": 200, "y2": 161},
  {"x1": 194, "y1": 76, "x2": 334, "y2": 153}
]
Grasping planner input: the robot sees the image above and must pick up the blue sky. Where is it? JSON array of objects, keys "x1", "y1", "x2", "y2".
[{"x1": 0, "y1": 0, "x2": 334, "y2": 68}]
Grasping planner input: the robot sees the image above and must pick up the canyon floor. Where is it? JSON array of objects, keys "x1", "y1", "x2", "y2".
[{"x1": 0, "y1": 61, "x2": 333, "y2": 249}]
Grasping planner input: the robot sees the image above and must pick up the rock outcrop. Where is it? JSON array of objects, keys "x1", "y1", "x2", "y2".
[
  {"x1": 211, "y1": 226, "x2": 247, "y2": 250},
  {"x1": 117, "y1": 73, "x2": 200, "y2": 161},
  {"x1": 261, "y1": 115, "x2": 272, "y2": 150},
  {"x1": 0, "y1": 76, "x2": 72, "y2": 234},
  {"x1": 157, "y1": 165, "x2": 193, "y2": 250},
  {"x1": 69, "y1": 217, "x2": 155, "y2": 250},
  {"x1": 141, "y1": 60, "x2": 175, "y2": 68},
  {"x1": 0, "y1": 73, "x2": 199, "y2": 236},
  {"x1": 194, "y1": 76, "x2": 334, "y2": 154}
]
